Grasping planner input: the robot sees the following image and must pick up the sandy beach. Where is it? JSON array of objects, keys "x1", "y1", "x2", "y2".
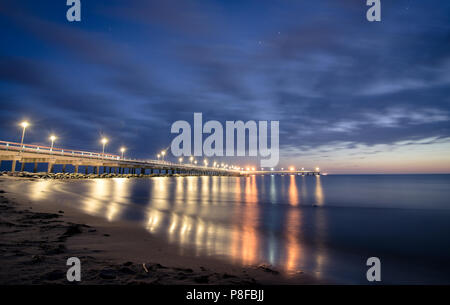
[{"x1": 0, "y1": 175, "x2": 322, "y2": 285}]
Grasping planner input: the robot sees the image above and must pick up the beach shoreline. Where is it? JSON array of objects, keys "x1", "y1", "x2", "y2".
[{"x1": 0, "y1": 175, "x2": 324, "y2": 285}]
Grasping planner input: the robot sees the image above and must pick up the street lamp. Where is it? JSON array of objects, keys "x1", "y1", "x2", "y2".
[
  {"x1": 194, "y1": 160, "x2": 197, "y2": 165},
  {"x1": 19, "y1": 121, "x2": 29, "y2": 152},
  {"x1": 49, "y1": 135, "x2": 56, "y2": 153},
  {"x1": 120, "y1": 147, "x2": 126, "y2": 159},
  {"x1": 190, "y1": 156, "x2": 194, "y2": 164},
  {"x1": 204, "y1": 159, "x2": 208, "y2": 166},
  {"x1": 101, "y1": 138, "x2": 108, "y2": 159},
  {"x1": 161, "y1": 150, "x2": 166, "y2": 161},
  {"x1": 157, "y1": 154, "x2": 160, "y2": 160},
  {"x1": 179, "y1": 157, "x2": 183, "y2": 164},
  {"x1": 316, "y1": 167, "x2": 320, "y2": 172}
]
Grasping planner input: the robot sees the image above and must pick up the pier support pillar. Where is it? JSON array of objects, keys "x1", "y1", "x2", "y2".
[
  {"x1": 74, "y1": 165, "x2": 79, "y2": 174},
  {"x1": 96, "y1": 166, "x2": 100, "y2": 174},
  {"x1": 33, "y1": 161, "x2": 38, "y2": 173},
  {"x1": 47, "y1": 162, "x2": 54, "y2": 173},
  {"x1": 11, "y1": 160, "x2": 17, "y2": 172},
  {"x1": 62, "y1": 164, "x2": 66, "y2": 173},
  {"x1": 20, "y1": 162, "x2": 25, "y2": 172},
  {"x1": 85, "y1": 166, "x2": 89, "y2": 174},
  {"x1": 141, "y1": 168, "x2": 145, "y2": 175}
]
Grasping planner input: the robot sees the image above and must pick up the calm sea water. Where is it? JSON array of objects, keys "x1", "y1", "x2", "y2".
[{"x1": 16, "y1": 174, "x2": 450, "y2": 284}]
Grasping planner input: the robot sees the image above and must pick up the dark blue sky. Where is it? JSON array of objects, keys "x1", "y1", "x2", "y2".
[{"x1": 1, "y1": 0, "x2": 449, "y2": 173}]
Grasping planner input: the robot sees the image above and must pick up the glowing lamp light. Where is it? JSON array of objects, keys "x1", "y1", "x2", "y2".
[{"x1": 49, "y1": 135, "x2": 57, "y2": 152}]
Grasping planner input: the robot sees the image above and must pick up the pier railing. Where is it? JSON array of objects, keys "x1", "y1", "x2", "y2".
[
  {"x1": 0, "y1": 140, "x2": 120, "y2": 160},
  {"x1": 0, "y1": 140, "x2": 318, "y2": 175},
  {"x1": 0, "y1": 140, "x2": 235, "y2": 172}
]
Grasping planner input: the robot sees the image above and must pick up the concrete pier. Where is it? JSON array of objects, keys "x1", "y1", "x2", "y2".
[{"x1": 0, "y1": 140, "x2": 319, "y2": 177}]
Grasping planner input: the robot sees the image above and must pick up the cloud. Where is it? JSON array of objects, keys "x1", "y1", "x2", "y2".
[{"x1": 0, "y1": 0, "x2": 449, "y2": 171}]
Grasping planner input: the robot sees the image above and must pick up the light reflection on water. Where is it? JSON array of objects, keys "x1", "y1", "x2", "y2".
[
  {"x1": 24, "y1": 174, "x2": 450, "y2": 283},
  {"x1": 77, "y1": 175, "x2": 312, "y2": 273}
]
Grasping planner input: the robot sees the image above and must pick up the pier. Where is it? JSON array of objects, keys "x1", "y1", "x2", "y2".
[{"x1": 0, "y1": 140, "x2": 320, "y2": 176}]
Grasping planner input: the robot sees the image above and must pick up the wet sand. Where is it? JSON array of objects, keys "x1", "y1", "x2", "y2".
[{"x1": 0, "y1": 175, "x2": 323, "y2": 285}]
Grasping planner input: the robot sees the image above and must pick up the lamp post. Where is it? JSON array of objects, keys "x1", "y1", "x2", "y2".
[
  {"x1": 120, "y1": 147, "x2": 126, "y2": 159},
  {"x1": 179, "y1": 157, "x2": 183, "y2": 164},
  {"x1": 157, "y1": 154, "x2": 160, "y2": 160},
  {"x1": 49, "y1": 135, "x2": 56, "y2": 153},
  {"x1": 101, "y1": 138, "x2": 108, "y2": 159},
  {"x1": 161, "y1": 150, "x2": 166, "y2": 161},
  {"x1": 19, "y1": 121, "x2": 29, "y2": 152},
  {"x1": 190, "y1": 156, "x2": 194, "y2": 164}
]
